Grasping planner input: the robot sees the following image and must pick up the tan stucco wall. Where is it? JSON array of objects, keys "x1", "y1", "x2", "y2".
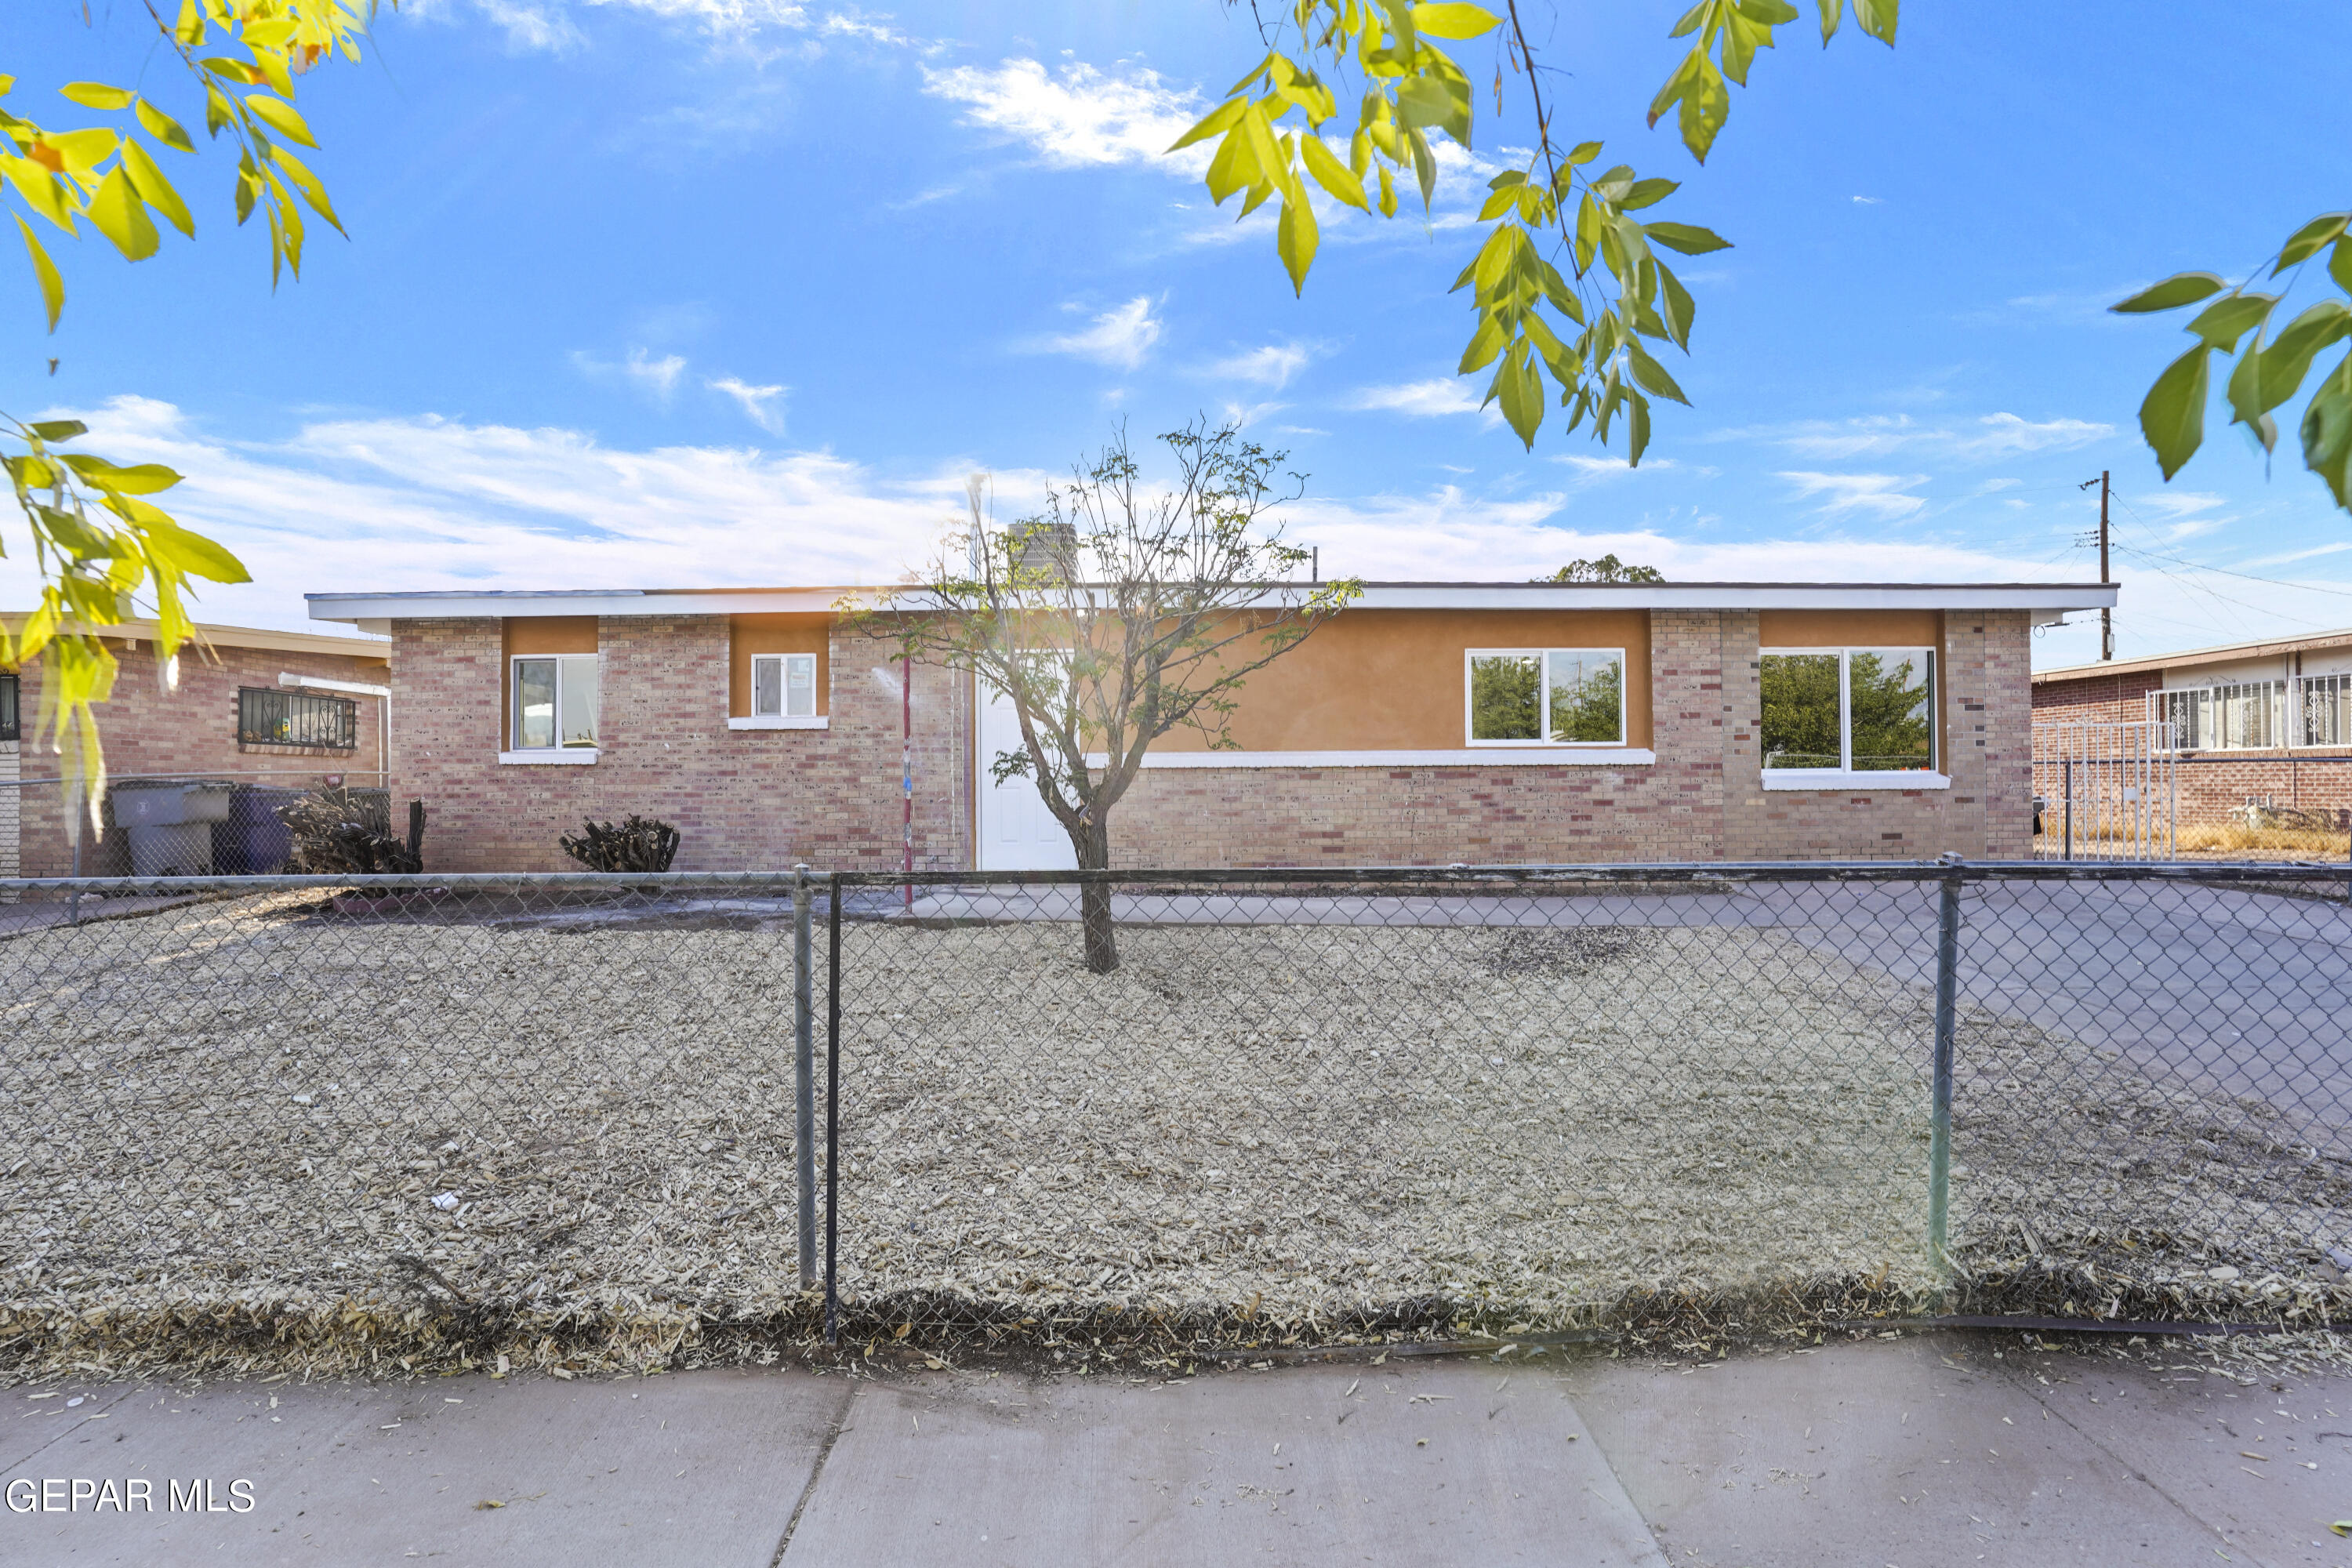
[
  {"x1": 1148, "y1": 608, "x2": 1656, "y2": 752},
  {"x1": 726, "y1": 614, "x2": 832, "y2": 717}
]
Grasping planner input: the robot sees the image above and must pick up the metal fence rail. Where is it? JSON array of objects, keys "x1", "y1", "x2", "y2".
[{"x1": 1, "y1": 861, "x2": 2347, "y2": 1376}]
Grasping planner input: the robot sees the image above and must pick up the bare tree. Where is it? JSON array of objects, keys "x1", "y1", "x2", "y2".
[{"x1": 866, "y1": 419, "x2": 1359, "y2": 973}]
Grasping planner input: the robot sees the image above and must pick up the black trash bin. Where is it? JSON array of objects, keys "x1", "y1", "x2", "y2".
[{"x1": 216, "y1": 786, "x2": 308, "y2": 874}]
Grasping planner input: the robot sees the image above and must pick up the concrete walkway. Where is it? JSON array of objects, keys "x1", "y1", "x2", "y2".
[{"x1": 2, "y1": 1334, "x2": 2344, "y2": 1566}]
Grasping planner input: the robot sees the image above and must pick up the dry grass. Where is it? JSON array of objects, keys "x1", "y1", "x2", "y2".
[{"x1": 0, "y1": 891, "x2": 2343, "y2": 1379}]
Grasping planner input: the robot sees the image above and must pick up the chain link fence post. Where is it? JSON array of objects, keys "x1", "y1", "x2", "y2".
[
  {"x1": 1928, "y1": 868, "x2": 1962, "y2": 1282},
  {"x1": 824, "y1": 869, "x2": 843, "y2": 1346},
  {"x1": 793, "y1": 864, "x2": 817, "y2": 1288}
]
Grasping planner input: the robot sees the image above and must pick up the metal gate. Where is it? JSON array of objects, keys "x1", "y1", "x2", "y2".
[{"x1": 2031, "y1": 720, "x2": 2176, "y2": 860}]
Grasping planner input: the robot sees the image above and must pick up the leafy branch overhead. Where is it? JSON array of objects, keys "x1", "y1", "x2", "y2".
[
  {"x1": 1178, "y1": 0, "x2": 1893, "y2": 458},
  {"x1": 2114, "y1": 212, "x2": 2352, "y2": 514},
  {"x1": 1, "y1": 2, "x2": 380, "y2": 833}
]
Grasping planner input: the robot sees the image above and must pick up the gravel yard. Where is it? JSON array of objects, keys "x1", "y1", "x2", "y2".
[{"x1": 0, "y1": 888, "x2": 2343, "y2": 1375}]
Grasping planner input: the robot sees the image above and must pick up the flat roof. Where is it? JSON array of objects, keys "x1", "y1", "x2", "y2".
[
  {"x1": 2035, "y1": 624, "x2": 2352, "y2": 684},
  {"x1": 4, "y1": 614, "x2": 390, "y2": 662},
  {"x1": 308, "y1": 580, "x2": 2119, "y2": 626}
]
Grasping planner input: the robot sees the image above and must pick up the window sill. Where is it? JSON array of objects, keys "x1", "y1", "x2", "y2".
[
  {"x1": 726, "y1": 716, "x2": 829, "y2": 731},
  {"x1": 1094, "y1": 747, "x2": 1657, "y2": 769},
  {"x1": 1762, "y1": 770, "x2": 1949, "y2": 791},
  {"x1": 499, "y1": 749, "x2": 599, "y2": 765}
]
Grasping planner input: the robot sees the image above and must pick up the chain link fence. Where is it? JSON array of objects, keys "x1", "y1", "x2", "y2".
[{"x1": 1, "y1": 861, "x2": 2347, "y2": 1377}]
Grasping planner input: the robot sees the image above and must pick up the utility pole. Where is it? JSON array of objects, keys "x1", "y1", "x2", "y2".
[{"x1": 2078, "y1": 470, "x2": 2114, "y2": 660}]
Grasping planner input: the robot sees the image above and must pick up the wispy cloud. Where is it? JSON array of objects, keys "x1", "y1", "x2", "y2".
[
  {"x1": 709, "y1": 376, "x2": 789, "y2": 434},
  {"x1": 413, "y1": 0, "x2": 942, "y2": 56},
  {"x1": 1777, "y1": 471, "x2": 1930, "y2": 520},
  {"x1": 1345, "y1": 378, "x2": 1497, "y2": 424},
  {"x1": 1034, "y1": 296, "x2": 1163, "y2": 371},
  {"x1": 1207, "y1": 340, "x2": 1320, "y2": 391},
  {"x1": 922, "y1": 60, "x2": 1206, "y2": 172},
  {"x1": 1727, "y1": 412, "x2": 2111, "y2": 461},
  {"x1": 1555, "y1": 455, "x2": 1679, "y2": 482},
  {"x1": 571, "y1": 346, "x2": 689, "y2": 402}
]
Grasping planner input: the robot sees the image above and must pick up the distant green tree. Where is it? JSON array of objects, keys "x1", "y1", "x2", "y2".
[
  {"x1": 1537, "y1": 555, "x2": 1663, "y2": 584},
  {"x1": 1548, "y1": 658, "x2": 1624, "y2": 742},
  {"x1": 1759, "y1": 653, "x2": 1838, "y2": 768},
  {"x1": 1848, "y1": 651, "x2": 1931, "y2": 769},
  {"x1": 1469, "y1": 653, "x2": 1539, "y2": 740}
]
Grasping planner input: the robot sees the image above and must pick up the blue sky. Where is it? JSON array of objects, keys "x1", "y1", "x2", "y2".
[{"x1": 5, "y1": 0, "x2": 2350, "y2": 666}]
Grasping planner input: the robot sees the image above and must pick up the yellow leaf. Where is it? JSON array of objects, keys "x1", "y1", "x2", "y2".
[
  {"x1": 0, "y1": 154, "x2": 81, "y2": 231},
  {"x1": 63, "y1": 454, "x2": 182, "y2": 495},
  {"x1": 120, "y1": 140, "x2": 194, "y2": 238},
  {"x1": 1301, "y1": 133, "x2": 1368, "y2": 211},
  {"x1": 135, "y1": 100, "x2": 197, "y2": 154},
  {"x1": 15, "y1": 214, "x2": 64, "y2": 331},
  {"x1": 1409, "y1": 3, "x2": 1500, "y2": 38},
  {"x1": 60, "y1": 82, "x2": 136, "y2": 111},
  {"x1": 1277, "y1": 190, "x2": 1319, "y2": 296},
  {"x1": 85, "y1": 166, "x2": 160, "y2": 261},
  {"x1": 243, "y1": 93, "x2": 318, "y2": 147}
]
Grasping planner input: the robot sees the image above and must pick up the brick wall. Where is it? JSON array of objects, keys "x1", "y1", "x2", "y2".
[
  {"x1": 380, "y1": 608, "x2": 2038, "y2": 872},
  {"x1": 2033, "y1": 666, "x2": 2161, "y2": 728},
  {"x1": 1099, "y1": 608, "x2": 2034, "y2": 866},
  {"x1": 12, "y1": 636, "x2": 388, "y2": 877},
  {"x1": 390, "y1": 616, "x2": 973, "y2": 873}
]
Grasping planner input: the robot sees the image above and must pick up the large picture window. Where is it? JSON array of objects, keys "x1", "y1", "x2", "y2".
[
  {"x1": 1466, "y1": 649, "x2": 1627, "y2": 746},
  {"x1": 1760, "y1": 648, "x2": 1936, "y2": 774},
  {"x1": 751, "y1": 652, "x2": 817, "y2": 719},
  {"x1": 512, "y1": 655, "x2": 600, "y2": 750}
]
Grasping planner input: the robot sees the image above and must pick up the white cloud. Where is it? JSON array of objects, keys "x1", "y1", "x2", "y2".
[
  {"x1": 570, "y1": 347, "x2": 688, "y2": 402},
  {"x1": 29, "y1": 396, "x2": 2328, "y2": 673},
  {"x1": 1346, "y1": 379, "x2": 1497, "y2": 424},
  {"x1": 1035, "y1": 296, "x2": 1162, "y2": 372},
  {"x1": 921, "y1": 59, "x2": 1207, "y2": 172},
  {"x1": 1852, "y1": 195, "x2": 1883, "y2": 205},
  {"x1": 1737, "y1": 412, "x2": 2112, "y2": 461},
  {"x1": 1555, "y1": 455, "x2": 1678, "y2": 482},
  {"x1": 710, "y1": 376, "x2": 789, "y2": 434},
  {"x1": 1207, "y1": 341, "x2": 1319, "y2": 391},
  {"x1": 1776, "y1": 471, "x2": 1931, "y2": 521}
]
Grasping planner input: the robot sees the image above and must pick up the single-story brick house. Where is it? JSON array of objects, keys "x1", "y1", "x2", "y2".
[
  {"x1": 304, "y1": 580, "x2": 2114, "y2": 872},
  {"x1": 2032, "y1": 624, "x2": 2352, "y2": 824},
  {"x1": 2, "y1": 615, "x2": 392, "y2": 878}
]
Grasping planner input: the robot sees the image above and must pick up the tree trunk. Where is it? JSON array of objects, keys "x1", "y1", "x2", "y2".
[{"x1": 1076, "y1": 817, "x2": 1118, "y2": 974}]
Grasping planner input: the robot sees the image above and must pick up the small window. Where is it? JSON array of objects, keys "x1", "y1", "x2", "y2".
[
  {"x1": 1467, "y1": 649, "x2": 1626, "y2": 746},
  {"x1": 513, "y1": 655, "x2": 599, "y2": 750},
  {"x1": 1761, "y1": 648, "x2": 1936, "y2": 773},
  {"x1": 0, "y1": 671, "x2": 17, "y2": 742},
  {"x1": 238, "y1": 686, "x2": 358, "y2": 750},
  {"x1": 750, "y1": 652, "x2": 818, "y2": 719}
]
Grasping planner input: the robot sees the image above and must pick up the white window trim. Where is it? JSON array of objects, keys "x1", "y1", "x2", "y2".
[
  {"x1": 1084, "y1": 747, "x2": 1656, "y2": 769},
  {"x1": 508, "y1": 652, "x2": 601, "y2": 754},
  {"x1": 747, "y1": 650, "x2": 821, "y2": 721},
  {"x1": 499, "y1": 749, "x2": 599, "y2": 765},
  {"x1": 1762, "y1": 769, "x2": 1951, "y2": 791},
  {"x1": 728, "y1": 715, "x2": 830, "y2": 731},
  {"x1": 1463, "y1": 647, "x2": 1630, "y2": 748},
  {"x1": 1759, "y1": 644, "x2": 1940, "y2": 779}
]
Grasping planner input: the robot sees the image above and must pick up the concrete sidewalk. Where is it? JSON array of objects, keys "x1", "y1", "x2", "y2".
[{"x1": 0, "y1": 1334, "x2": 2343, "y2": 1566}]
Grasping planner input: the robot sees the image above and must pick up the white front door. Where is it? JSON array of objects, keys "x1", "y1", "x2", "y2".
[{"x1": 977, "y1": 682, "x2": 1079, "y2": 871}]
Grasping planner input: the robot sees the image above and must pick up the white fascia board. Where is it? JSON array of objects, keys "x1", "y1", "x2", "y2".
[
  {"x1": 1083, "y1": 748, "x2": 1657, "y2": 769},
  {"x1": 1761, "y1": 770, "x2": 1951, "y2": 791},
  {"x1": 307, "y1": 587, "x2": 848, "y2": 623},
  {"x1": 1342, "y1": 583, "x2": 2118, "y2": 612},
  {"x1": 311, "y1": 580, "x2": 2118, "y2": 624},
  {"x1": 280, "y1": 672, "x2": 390, "y2": 699}
]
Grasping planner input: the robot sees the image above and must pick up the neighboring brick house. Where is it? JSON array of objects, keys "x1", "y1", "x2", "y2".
[
  {"x1": 2, "y1": 617, "x2": 391, "y2": 877},
  {"x1": 309, "y1": 580, "x2": 2108, "y2": 872},
  {"x1": 2033, "y1": 626, "x2": 2352, "y2": 825}
]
